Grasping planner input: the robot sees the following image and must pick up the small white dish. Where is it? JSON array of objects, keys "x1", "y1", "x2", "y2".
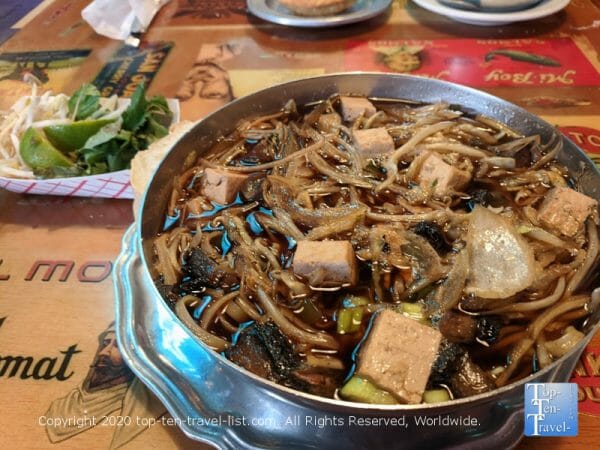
[
  {"x1": 247, "y1": 0, "x2": 392, "y2": 28},
  {"x1": 412, "y1": 0, "x2": 570, "y2": 26}
]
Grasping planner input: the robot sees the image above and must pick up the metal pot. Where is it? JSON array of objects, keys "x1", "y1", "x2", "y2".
[{"x1": 115, "y1": 73, "x2": 600, "y2": 450}]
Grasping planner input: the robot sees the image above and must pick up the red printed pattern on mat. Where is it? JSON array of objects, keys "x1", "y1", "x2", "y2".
[
  {"x1": 561, "y1": 126, "x2": 600, "y2": 167},
  {"x1": 571, "y1": 347, "x2": 600, "y2": 416},
  {"x1": 345, "y1": 38, "x2": 600, "y2": 87}
]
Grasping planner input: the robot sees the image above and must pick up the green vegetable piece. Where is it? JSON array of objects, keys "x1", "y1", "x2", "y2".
[
  {"x1": 337, "y1": 306, "x2": 365, "y2": 334},
  {"x1": 339, "y1": 376, "x2": 399, "y2": 405},
  {"x1": 401, "y1": 302, "x2": 426, "y2": 322},
  {"x1": 19, "y1": 127, "x2": 74, "y2": 172},
  {"x1": 349, "y1": 308, "x2": 364, "y2": 333},
  {"x1": 122, "y1": 83, "x2": 148, "y2": 131},
  {"x1": 72, "y1": 83, "x2": 173, "y2": 176},
  {"x1": 342, "y1": 295, "x2": 369, "y2": 308},
  {"x1": 44, "y1": 119, "x2": 114, "y2": 152},
  {"x1": 68, "y1": 83, "x2": 101, "y2": 120},
  {"x1": 337, "y1": 308, "x2": 353, "y2": 335},
  {"x1": 423, "y1": 389, "x2": 451, "y2": 404},
  {"x1": 147, "y1": 95, "x2": 173, "y2": 130}
]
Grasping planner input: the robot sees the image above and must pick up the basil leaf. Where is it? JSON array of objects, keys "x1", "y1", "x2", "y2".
[
  {"x1": 147, "y1": 95, "x2": 172, "y2": 128},
  {"x1": 68, "y1": 84, "x2": 101, "y2": 120},
  {"x1": 83, "y1": 119, "x2": 122, "y2": 149},
  {"x1": 122, "y1": 84, "x2": 148, "y2": 131},
  {"x1": 72, "y1": 83, "x2": 173, "y2": 176}
]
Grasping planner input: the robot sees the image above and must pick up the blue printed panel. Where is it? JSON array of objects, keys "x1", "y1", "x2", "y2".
[{"x1": 524, "y1": 383, "x2": 578, "y2": 437}]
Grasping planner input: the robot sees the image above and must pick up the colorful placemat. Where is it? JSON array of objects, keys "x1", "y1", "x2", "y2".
[{"x1": 92, "y1": 41, "x2": 173, "y2": 97}]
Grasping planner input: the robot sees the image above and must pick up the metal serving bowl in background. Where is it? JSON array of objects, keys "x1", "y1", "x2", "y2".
[{"x1": 115, "y1": 73, "x2": 600, "y2": 450}]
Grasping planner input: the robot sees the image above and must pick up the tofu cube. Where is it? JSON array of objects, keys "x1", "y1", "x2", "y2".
[
  {"x1": 537, "y1": 187, "x2": 597, "y2": 237},
  {"x1": 356, "y1": 310, "x2": 442, "y2": 404},
  {"x1": 292, "y1": 240, "x2": 357, "y2": 287},
  {"x1": 202, "y1": 167, "x2": 248, "y2": 205},
  {"x1": 340, "y1": 96, "x2": 376, "y2": 123},
  {"x1": 352, "y1": 128, "x2": 395, "y2": 157},
  {"x1": 418, "y1": 151, "x2": 471, "y2": 196}
]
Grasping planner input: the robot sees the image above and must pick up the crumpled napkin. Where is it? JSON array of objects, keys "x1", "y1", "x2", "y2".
[{"x1": 82, "y1": 0, "x2": 170, "y2": 41}]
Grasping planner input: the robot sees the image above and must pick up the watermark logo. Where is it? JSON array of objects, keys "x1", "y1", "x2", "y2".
[{"x1": 524, "y1": 383, "x2": 578, "y2": 437}]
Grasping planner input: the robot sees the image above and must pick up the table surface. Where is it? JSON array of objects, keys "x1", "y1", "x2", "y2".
[{"x1": 1, "y1": 1, "x2": 600, "y2": 449}]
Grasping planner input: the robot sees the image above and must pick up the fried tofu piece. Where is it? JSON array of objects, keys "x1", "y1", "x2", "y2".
[
  {"x1": 352, "y1": 128, "x2": 395, "y2": 157},
  {"x1": 292, "y1": 240, "x2": 357, "y2": 287},
  {"x1": 356, "y1": 310, "x2": 442, "y2": 404},
  {"x1": 537, "y1": 187, "x2": 597, "y2": 237},
  {"x1": 418, "y1": 151, "x2": 471, "y2": 196},
  {"x1": 339, "y1": 96, "x2": 376, "y2": 123},
  {"x1": 202, "y1": 167, "x2": 248, "y2": 205}
]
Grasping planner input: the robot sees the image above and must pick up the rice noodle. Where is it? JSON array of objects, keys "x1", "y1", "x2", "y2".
[
  {"x1": 544, "y1": 326, "x2": 585, "y2": 358},
  {"x1": 565, "y1": 220, "x2": 598, "y2": 297},
  {"x1": 531, "y1": 135, "x2": 561, "y2": 170},
  {"x1": 455, "y1": 123, "x2": 498, "y2": 144},
  {"x1": 207, "y1": 138, "x2": 324, "y2": 173},
  {"x1": 200, "y1": 291, "x2": 239, "y2": 329},
  {"x1": 482, "y1": 277, "x2": 565, "y2": 315},
  {"x1": 424, "y1": 142, "x2": 490, "y2": 159},
  {"x1": 256, "y1": 288, "x2": 339, "y2": 350},
  {"x1": 367, "y1": 210, "x2": 467, "y2": 224},
  {"x1": 521, "y1": 227, "x2": 569, "y2": 248},
  {"x1": 175, "y1": 296, "x2": 230, "y2": 351},
  {"x1": 496, "y1": 295, "x2": 589, "y2": 386},
  {"x1": 234, "y1": 296, "x2": 263, "y2": 322},
  {"x1": 307, "y1": 152, "x2": 372, "y2": 188}
]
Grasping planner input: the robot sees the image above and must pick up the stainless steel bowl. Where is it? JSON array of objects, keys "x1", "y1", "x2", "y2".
[{"x1": 115, "y1": 73, "x2": 600, "y2": 450}]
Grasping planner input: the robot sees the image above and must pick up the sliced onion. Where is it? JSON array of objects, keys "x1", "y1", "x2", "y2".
[
  {"x1": 436, "y1": 248, "x2": 469, "y2": 310},
  {"x1": 465, "y1": 206, "x2": 536, "y2": 299}
]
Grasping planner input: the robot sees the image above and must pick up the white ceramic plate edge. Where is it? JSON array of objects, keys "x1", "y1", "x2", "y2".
[{"x1": 412, "y1": 0, "x2": 571, "y2": 25}]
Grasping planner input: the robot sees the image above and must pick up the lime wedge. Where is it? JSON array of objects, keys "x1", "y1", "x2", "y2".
[
  {"x1": 44, "y1": 118, "x2": 114, "y2": 152},
  {"x1": 20, "y1": 127, "x2": 75, "y2": 170}
]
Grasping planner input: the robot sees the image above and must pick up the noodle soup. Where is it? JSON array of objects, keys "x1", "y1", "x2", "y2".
[{"x1": 152, "y1": 94, "x2": 599, "y2": 405}]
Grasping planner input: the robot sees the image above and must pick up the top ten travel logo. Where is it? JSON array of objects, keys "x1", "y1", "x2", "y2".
[{"x1": 524, "y1": 383, "x2": 578, "y2": 436}]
